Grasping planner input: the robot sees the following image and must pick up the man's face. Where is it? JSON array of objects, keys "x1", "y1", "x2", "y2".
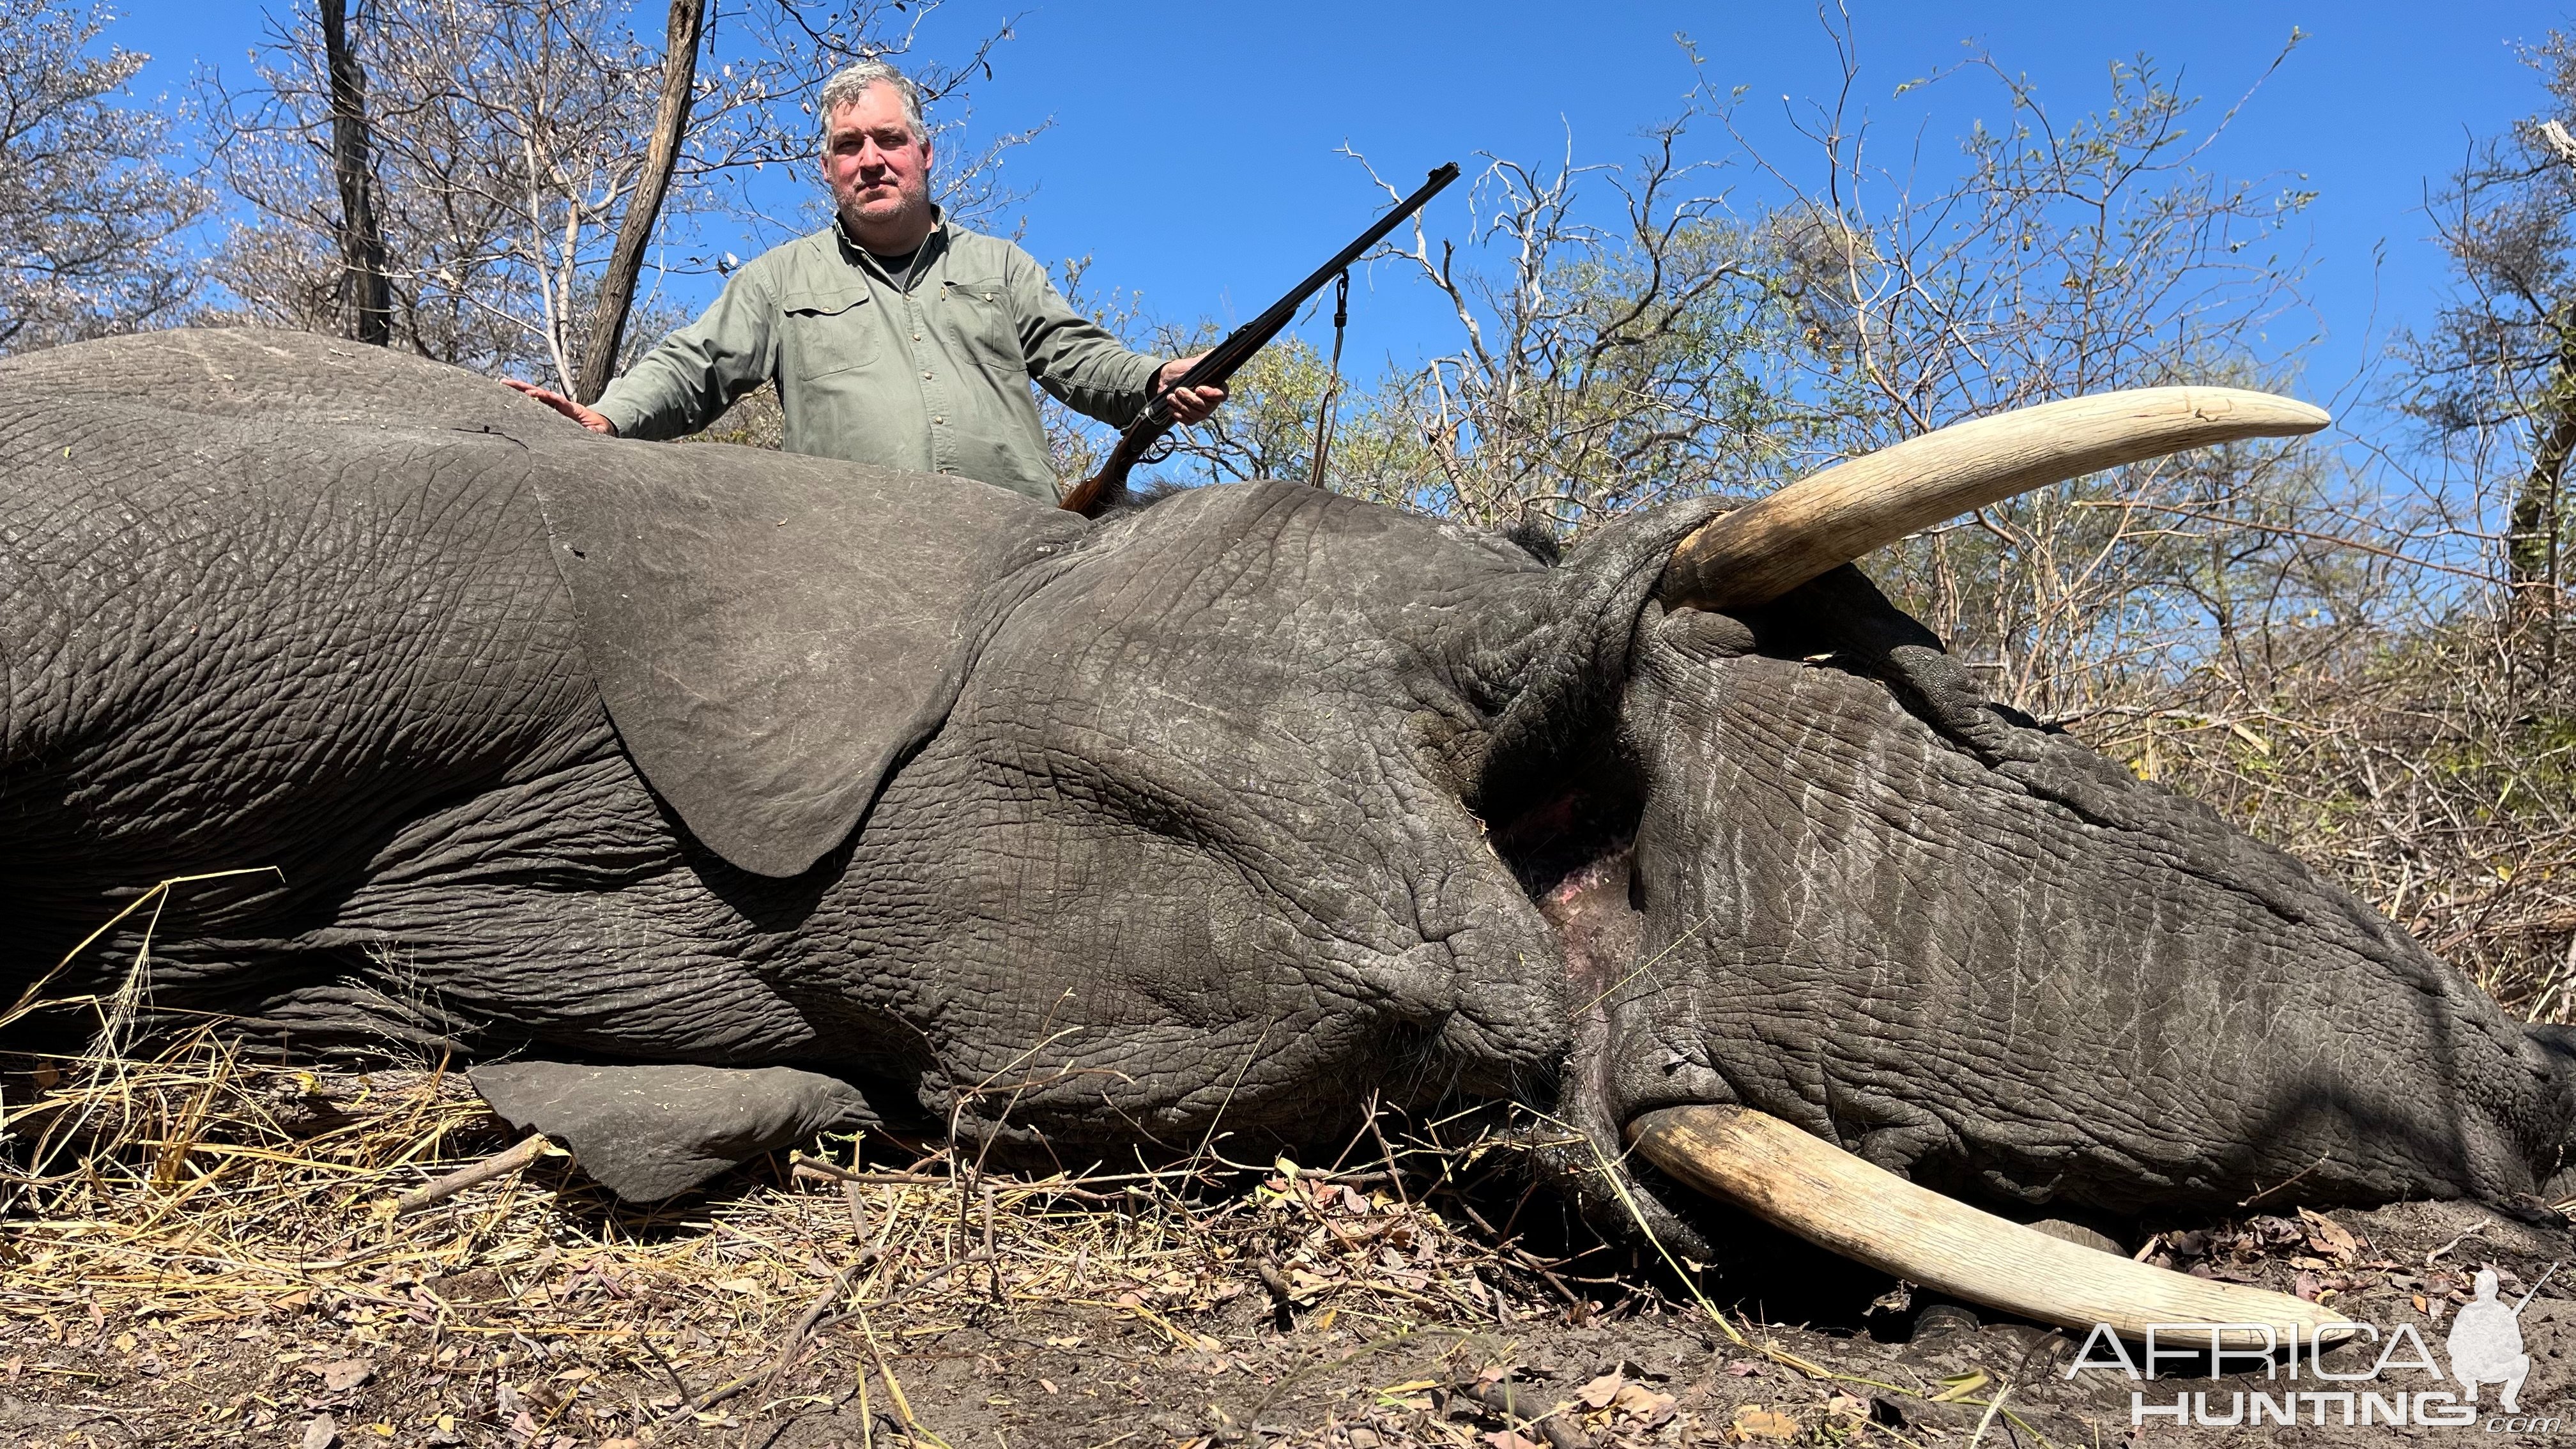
[{"x1": 824, "y1": 84, "x2": 933, "y2": 240}]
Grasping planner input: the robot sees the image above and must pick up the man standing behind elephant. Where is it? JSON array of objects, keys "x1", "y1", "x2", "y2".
[{"x1": 506, "y1": 59, "x2": 1223, "y2": 505}]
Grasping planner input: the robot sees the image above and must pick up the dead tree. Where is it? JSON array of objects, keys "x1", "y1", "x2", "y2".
[
  {"x1": 318, "y1": 0, "x2": 388, "y2": 346},
  {"x1": 574, "y1": 0, "x2": 703, "y2": 402}
]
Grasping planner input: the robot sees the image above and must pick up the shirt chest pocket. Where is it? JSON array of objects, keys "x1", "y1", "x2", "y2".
[
  {"x1": 778, "y1": 284, "x2": 879, "y2": 379},
  {"x1": 941, "y1": 278, "x2": 1026, "y2": 376}
]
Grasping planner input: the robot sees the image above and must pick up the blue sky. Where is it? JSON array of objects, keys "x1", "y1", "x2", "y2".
[{"x1": 104, "y1": 0, "x2": 2565, "y2": 410}]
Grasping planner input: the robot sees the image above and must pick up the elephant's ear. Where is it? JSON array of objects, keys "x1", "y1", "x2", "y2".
[{"x1": 529, "y1": 443, "x2": 1082, "y2": 877}]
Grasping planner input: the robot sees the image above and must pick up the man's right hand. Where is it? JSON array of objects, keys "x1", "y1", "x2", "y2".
[{"x1": 503, "y1": 378, "x2": 618, "y2": 435}]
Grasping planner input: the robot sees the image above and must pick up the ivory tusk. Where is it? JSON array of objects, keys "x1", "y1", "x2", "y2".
[
  {"x1": 1659, "y1": 387, "x2": 2331, "y2": 613},
  {"x1": 1627, "y1": 1105, "x2": 2350, "y2": 1351}
]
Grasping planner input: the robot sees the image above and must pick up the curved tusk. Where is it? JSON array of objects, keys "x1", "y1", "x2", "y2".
[
  {"x1": 1660, "y1": 387, "x2": 2331, "y2": 613},
  {"x1": 1629, "y1": 1105, "x2": 2350, "y2": 1351}
]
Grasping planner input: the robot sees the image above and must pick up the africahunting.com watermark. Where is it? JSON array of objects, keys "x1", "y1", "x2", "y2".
[{"x1": 2066, "y1": 1266, "x2": 2559, "y2": 1431}]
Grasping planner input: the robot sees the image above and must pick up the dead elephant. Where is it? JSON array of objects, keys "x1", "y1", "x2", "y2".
[{"x1": 4, "y1": 328, "x2": 2568, "y2": 1342}]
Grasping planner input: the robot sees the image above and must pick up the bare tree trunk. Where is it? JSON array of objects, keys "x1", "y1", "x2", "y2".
[
  {"x1": 2505, "y1": 121, "x2": 2576, "y2": 620},
  {"x1": 574, "y1": 0, "x2": 704, "y2": 403},
  {"x1": 2508, "y1": 309, "x2": 2576, "y2": 615},
  {"x1": 320, "y1": 0, "x2": 390, "y2": 346}
]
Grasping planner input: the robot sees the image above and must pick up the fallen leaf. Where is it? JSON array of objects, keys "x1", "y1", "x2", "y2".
[
  {"x1": 1613, "y1": 1382, "x2": 1679, "y2": 1425},
  {"x1": 2299, "y1": 1208, "x2": 2361, "y2": 1262},
  {"x1": 1733, "y1": 1406, "x2": 1800, "y2": 1440},
  {"x1": 1575, "y1": 1371, "x2": 1624, "y2": 1408},
  {"x1": 112, "y1": 1332, "x2": 135, "y2": 1355},
  {"x1": 710, "y1": 1276, "x2": 760, "y2": 1294},
  {"x1": 311, "y1": 1360, "x2": 372, "y2": 1392},
  {"x1": 301, "y1": 1416, "x2": 339, "y2": 1449},
  {"x1": 1722, "y1": 1360, "x2": 1761, "y2": 1377},
  {"x1": 1482, "y1": 1433, "x2": 1544, "y2": 1449},
  {"x1": 1342, "y1": 1185, "x2": 1372, "y2": 1215},
  {"x1": 1826, "y1": 1393, "x2": 1869, "y2": 1420}
]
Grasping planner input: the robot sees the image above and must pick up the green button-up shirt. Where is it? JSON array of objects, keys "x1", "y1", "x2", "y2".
[{"x1": 595, "y1": 213, "x2": 1164, "y2": 503}]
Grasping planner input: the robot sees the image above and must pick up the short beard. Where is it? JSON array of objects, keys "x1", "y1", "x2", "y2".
[{"x1": 833, "y1": 180, "x2": 930, "y2": 238}]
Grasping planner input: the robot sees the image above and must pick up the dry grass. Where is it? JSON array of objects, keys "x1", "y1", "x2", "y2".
[
  {"x1": 0, "y1": 1025, "x2": 1730, "y2": 1446},
  {"x1": 0, "y1": 1022, "x2": 2105, "y2": 1448}
]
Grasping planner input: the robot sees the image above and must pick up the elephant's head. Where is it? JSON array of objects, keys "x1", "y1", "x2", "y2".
[
  {"x1": 1535, "y1": 392, "x2": 2572, "y2": 1342},
  {"x1": 787, "y1": 387, "x2": 2566, "y2": 1346}
]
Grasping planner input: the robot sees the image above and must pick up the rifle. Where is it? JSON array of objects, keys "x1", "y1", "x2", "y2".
[{"x1": 1058, "y1": 162, "x2": 1460, "y2": 518}]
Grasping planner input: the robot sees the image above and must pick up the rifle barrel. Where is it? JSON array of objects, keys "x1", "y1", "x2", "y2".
[
  {"x1": 1061, "y1": 162, "x2": 1460, "y2": 515},
  {"x1": 1165, "y1": 161, "x2": 1462, "y2": 396}
]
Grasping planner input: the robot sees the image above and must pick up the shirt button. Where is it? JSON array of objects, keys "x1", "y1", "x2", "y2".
[
  {"x1": 933, "y1": 416, "x2": 945, "y2": 424},
  {"x1": 921, "y1": 371, "x2": 933, "y2": 380},
  {"x1": 912, "y1": 333, "x2": 923, "y2": 341}
]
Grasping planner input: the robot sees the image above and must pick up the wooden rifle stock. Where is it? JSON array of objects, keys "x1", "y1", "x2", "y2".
[{"x1": 1059, "y1": 162, "x2": 1460, "y2": 518}]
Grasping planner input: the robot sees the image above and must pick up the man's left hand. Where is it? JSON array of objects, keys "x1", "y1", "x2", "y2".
[{"x1": 1156, "y1": 356, "x2": 1227, "y2": 424}]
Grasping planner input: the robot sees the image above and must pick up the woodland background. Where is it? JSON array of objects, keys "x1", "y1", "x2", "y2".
[{"x1": 15, "y1": 0, "x2": 2576, "y2": 1022}]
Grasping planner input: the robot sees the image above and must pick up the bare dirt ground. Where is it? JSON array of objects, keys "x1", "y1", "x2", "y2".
[{"x1": 5, "y1": 1039, "x2": 2575, "y2": 1449}]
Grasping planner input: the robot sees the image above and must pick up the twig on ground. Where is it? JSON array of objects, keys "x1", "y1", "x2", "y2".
[
  {"x1": 1447, "y1": 1193, "x2": 1582, "y2": 1305},
  {"x1": 1248, "y1": 1252, "x2": 1297, "y2": 1329},
  {"x1": 1364, "y1": 1096, "x2": 1412, "y2": 1209},
  {"x1": 392, "y1": 1132, "x2": 551, "y2": 1214},
  {"x1": 1452, "y1": 1378, "x2": 1585, "y2": 1449},
  {"x1": 784, "y1": 1155, "x2": 947, "y2": 1186},
  {"x1": 635, "y1": 1317, "x2": 693, "y2": 1403},
  {"x1": 982, "y1": 1183, "x2": 1002, "y2": 1303},
  {"x1": 758, "y1": 1250, "x2": 880, "y2": 1399}
]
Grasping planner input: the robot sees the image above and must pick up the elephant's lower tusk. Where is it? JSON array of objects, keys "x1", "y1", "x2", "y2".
[
  {"x1": 1657, "y1": 387, "x2": 2331, "y2": 614},
  {"x1": 1627, "y1": 1105, "x2": 2350, "y2": 1351}
]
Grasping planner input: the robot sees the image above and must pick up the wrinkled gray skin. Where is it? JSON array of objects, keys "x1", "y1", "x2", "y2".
[{"x1": 7, "y1": 330, "x2": 2573, "y2": 1248}]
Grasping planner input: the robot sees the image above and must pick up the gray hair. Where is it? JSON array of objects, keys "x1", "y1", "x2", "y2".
[{"x1": 816, "y1": 59, "x2": 926, "y2": 149}]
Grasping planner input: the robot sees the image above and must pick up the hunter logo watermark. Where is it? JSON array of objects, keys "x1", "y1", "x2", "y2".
[
  {"x1": 2062, "y1": 1262, "x2": 2559, "y2": 1431},
  {"x1": 2452, "y1": 1268, "x2": 2538, "y2": 1413}
]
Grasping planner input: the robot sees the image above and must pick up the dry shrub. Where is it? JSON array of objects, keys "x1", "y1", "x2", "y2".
[{"x1": 2090, "y1": 607, "x2": 2576, "y2": 1025}]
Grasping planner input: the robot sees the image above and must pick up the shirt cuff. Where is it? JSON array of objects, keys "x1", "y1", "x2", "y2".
[{"x1": 590, "y1": 387, "x2": 652, "y2": 440}]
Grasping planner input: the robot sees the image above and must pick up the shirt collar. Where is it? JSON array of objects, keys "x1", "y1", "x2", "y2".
[{"x1": 834, "y1": 205, "x2": 947, "y2": 284}]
